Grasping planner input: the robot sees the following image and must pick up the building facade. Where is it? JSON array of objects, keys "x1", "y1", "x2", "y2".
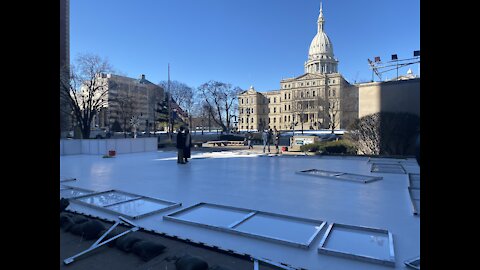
[
  {"x1": 238, "y1": 4, "x2": 419, "y2": 132},
  {"x1": 91, "y1": 74, "x2": 165, "y2": 132},
  {"x1": 238, "y1": 4, "x2": 357, "y2": 132}
]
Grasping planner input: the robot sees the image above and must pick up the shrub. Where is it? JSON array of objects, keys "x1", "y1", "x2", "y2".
[
  {"x1": 219, "y1": 134, "x2": 244, "y2": 141},
  {"x1": 300, "y1": 142, "x2": 324, "y2": 152},
  {"x1": 321, "y1": 140, "x2": 357, "y2": 154}
]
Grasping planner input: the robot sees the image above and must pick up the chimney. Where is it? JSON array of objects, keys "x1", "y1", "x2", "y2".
[{"x1": 141, "y1": 74, "x2": 145, "y2": 80}]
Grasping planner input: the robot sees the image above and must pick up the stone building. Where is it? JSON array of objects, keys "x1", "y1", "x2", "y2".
[
  {"x1": 91, "y1": 74, "x2": 165, "y2": 132},
  {"x1": 238, "y1": 4, "x2": 357, "y2": 132},
  {"x1": 237, "y1": 3, "x2": 419, "y2": 132}
]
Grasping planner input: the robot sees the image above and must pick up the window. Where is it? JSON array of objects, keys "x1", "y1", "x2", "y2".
[
  {"x1": 284, "y1": 116, "x2": 287, "y2": 122},
  {"x1": 332, "y1": 89, "x2": 336, "y2": 97},
  {"x1": 241, "y1": 98, "x2": 244, "y2": 104},
  {"x1": 246, "y1": 98, "x2": 249, "y2": 104},
  {"x1": 273, "y1": 118, "x2": 276, "y2": 123},
  {"x1": 285, "y1": 93, "x2": 287, "y2": 99},
  {"x1": 246, "y1": 118, "x2": 249, "y2": 123},
  {"x1": 288, "y1": 93, "x2": 291, "y2": 99},
  {"x1": 301, "y1": 92, "x2": 304, "y2": 98},
  {"x1": 251, "y1": 118, "x2": 254, "y2": 123},
  {"x1": 313, "y1": 81, "x2": 316, "y2": 85},
  {"x1": 288, "y1": 104, "x2": 291, "y2": 110},
  {"x1": 274, "y1": 97, "x2": 276, "y2": 103},
  {"x1": 274, "y1": 107, "x2": 276, "y2": 113},
  {"x1": 252, "y1": 108, "x2": 254, "y2": 114},
  {"x1": 313, "y1": 91, "x2": 316, "y2": 97},
  {"x1": 285, "y1": 104, "x2": 287, "y2": 111},
  {"x1": 307, "y1": 82, "x2": 309, "y2": 86},
  {"x1": 268, "y1": 98, "x2": 271, "y2": 103},
  {"x1": 268, "y1": 118, "x2": 270, "y2": 123}
]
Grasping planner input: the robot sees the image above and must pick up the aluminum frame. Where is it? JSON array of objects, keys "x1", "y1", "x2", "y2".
[
  {"x1": 408, "y1": 187, "x2": 420, "y2": 215},
  {"x1": 317, "y1": 223, "x2": 396, "y2": 267},
  {"x1": 60, "y1": 177, "x2": 77, "y2": 182},
  {"x1": 60, "y1": 185, "x2": 95, "y2": 199},
  {"x1": 408, "y1": 173, "x2": 420, "y2": 189},
  {"x1": 370, "y1": 163, "x2": 406, "y2": 174},
  {"x1": 404, "y1": 256, "x2": 420, "y2": 269},
  {"x1": 296, "y1": 169, "x2": 383, "y2": 183},
  {"x1": 71, "y1": 189, "x2": 181, "y2": 219},
  {"x1": 63, "y1": 216, "x2": 139, "y2": 265},
  {"x1": 163, "y1": 202, "x2": 327, "y2": 249},
  {"x1": 164, "y1": 202, "x2": 326, "y2": 249}
]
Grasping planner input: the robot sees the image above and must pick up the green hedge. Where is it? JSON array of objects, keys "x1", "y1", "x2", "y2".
[{"x1": 300, "y1": 140, "x2": 357, "y2": 155}]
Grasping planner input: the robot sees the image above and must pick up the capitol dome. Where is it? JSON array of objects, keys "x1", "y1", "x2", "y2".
[
  {"x1": 308, "y1": 31, "x2": 334, "y2": 59},
  {"x1": 304, "y1": 2, "x2": 338, "y2": 74}
]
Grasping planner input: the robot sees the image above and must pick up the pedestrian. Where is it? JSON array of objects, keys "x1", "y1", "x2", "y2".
[
  {"x1": 262, "y1": 129, "x2": 271, "y2": 153},
  {"x1": 247, "y1": 132, "x2": 253, "y2": 149},
  {"x1": 274, "y1": 127, "x2": 280, "y2": 154},
  {"x1": 184, "y1": 128, "x2": 192, "y2": 163},
  {"x1": 176, "y1": 126, "x2": 186, "y2": 164}
]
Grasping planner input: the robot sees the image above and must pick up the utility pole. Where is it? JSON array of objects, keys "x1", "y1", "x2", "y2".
[{"x1": 167, "y1": 63, "x2": 172, "y2": 140}]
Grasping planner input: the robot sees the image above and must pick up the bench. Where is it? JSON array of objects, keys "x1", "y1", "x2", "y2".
[
  {"x1": 207, "y1": 140, "x2": 228, "y2": 146},
  {"x1": 206, "y1": 140, "x2": 245, "y2": 147}
]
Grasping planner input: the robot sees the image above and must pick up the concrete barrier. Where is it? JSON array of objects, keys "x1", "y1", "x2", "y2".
[{"x1": 60, "y1": 138, "x2": 157, "y2": 156}]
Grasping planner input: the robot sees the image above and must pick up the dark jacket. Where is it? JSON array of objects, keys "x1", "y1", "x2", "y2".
[
  {"x1": 184, "y1": 133, "x2": 192, "y2": 158},
  {"x1": 176, "y1": 132, "x2": 186, "y2": 149}
]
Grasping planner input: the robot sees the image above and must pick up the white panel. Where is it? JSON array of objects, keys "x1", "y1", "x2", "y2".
[
  {"x1": 63, "y1": 140, "x2": 82, "y2": 155},
  {"x1": 116, "y1": 139, "x2": 132, "y2": 154},
  {"x1": 144, "y1": 138, "x2": 157, "y2": 151},
  {"x1": 98, "y1": 140, "x2": 107, "y2": 155},
  {"x1": 131, "y1": 138, "x2": 145, "y2": 152},
  {"x1": 81, "y1": 140, "x2": 90, "y2": 154},
  {"x1": 89, "y1": 140, "x2": 99, "y2": 154}
]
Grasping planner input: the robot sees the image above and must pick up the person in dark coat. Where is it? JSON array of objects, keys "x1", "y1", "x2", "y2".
[
  {"x1": 176, "y1": 126, "x2": 186, "y2": 164},
  {"x1": 183, "y1": 128, "x2": 192, "y2": 163}
]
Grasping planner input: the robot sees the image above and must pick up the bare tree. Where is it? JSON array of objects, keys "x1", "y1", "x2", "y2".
[
  {"x1": 346, "y1": 112, "x2": 419, "y2": 155},
  {"x1": 326, "y1": 98, "x2": 340, "y2": 134},
  {"x1": 158, "y1": 80, "x2": 194, "y2": 111},
  {"x1": 60, "y1": 54, "x2": 114, "y2": 139},
  {"x1": 198, "y1": 81, "x2": 241, "y2": 132},
  {"x1": 109, "y1": 90, "x2": 139, "y2": 138}
]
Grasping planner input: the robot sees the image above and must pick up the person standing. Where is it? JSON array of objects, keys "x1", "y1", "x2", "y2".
[
  {"x1": 184, "y1": 128, "x2": 192, "y2": 163},
  {"x1": 274, "y1": 127, "x2": 280, "y2": 154},
  {"x1": 262, "y1": 129, "x2": 271, "y2": 153},
  {"x1": 247, "y1": 132, "x2": 253, "y2": 149},
  {"x1": 176, "y1": 126, "x2": 186, "y2": 164}
]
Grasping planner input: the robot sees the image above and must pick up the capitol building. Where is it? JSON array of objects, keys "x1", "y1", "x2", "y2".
[{"x1": 237, "y1": 3, "x2": 419, "y2": 132}]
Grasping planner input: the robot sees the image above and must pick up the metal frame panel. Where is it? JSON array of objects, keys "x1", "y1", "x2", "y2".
[
  {"x1": 71, "y1": 190, "x2": 181, "y2": 219},
  {"x1": 296, "y1": 169, "x2": 383, "y2": 183},
  {"x1": 408, "y1": 187, "x2": 420, "y2": 215},
  {"x1": 164, "y1": 202, "x2": 326, "y2": 249},
  {"x1": 404, "y1": 256, "x2": 420, "y2": 269},
  {"x1": 408, "y1": 173, "x2": 420, "y2": 189},
  {"x1": 370, "y1": 163, "x2": 406, "y2": 174},
  {"x1": 59, "y1": 185, "x2": 95, "y2": 199},
  {"x1": 318, "y1": 223, "x2": 396, "y2": 267},
  {"x1": 60, "y1": 177, "x2": 77, "y2": 182}
]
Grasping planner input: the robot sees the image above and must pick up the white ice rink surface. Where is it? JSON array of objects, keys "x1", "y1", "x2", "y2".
[{"x1": 61, "y1": 151, "x2": 420, "y2": 270}]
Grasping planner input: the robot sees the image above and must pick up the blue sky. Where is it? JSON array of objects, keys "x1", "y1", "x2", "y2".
[{"x1": 70, "y1": 0, "x2": 420, "y2": 91}]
